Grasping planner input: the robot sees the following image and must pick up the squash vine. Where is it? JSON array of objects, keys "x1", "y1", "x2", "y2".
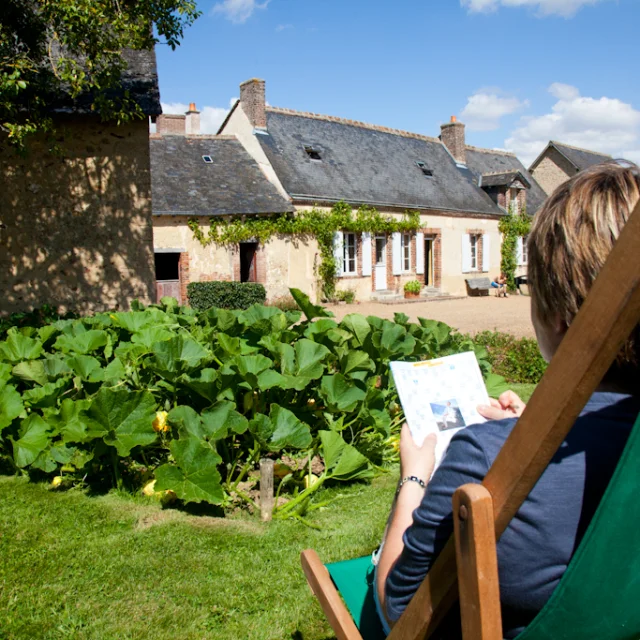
[{"x1": 188, "y1": 203, "x2": 421, "y2": 298}]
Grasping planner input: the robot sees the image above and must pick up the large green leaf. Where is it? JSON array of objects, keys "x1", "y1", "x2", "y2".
[
  {"x1": 238, "y1": 305, "x2": 288, "y2": 336},
  {"x1": 12, "y1": 414, "x2": 51, "y2": 468},
  {"x1": 42, "y1": 355, "x2": 71, "y2": 380},
  {"x1": 31, "y1": 442, "x2": 76, "y2": 473},
  {"x1": 202, "y1": 308, "x2": 240, "y2": 334},
  {"x1": 22, "y1": 378, "x2": 69, "y2": 409},
  {"x1": 294, "y1": 339, "x2": 331, "y2": 379},
  {"x1": 319, "y1": 430, "x2": 373, "y2": 482},
  {"x1": 418, "y1": 318, "x2": 454, "y2": 346},
  {"x1": 110, "y1": 309, "x2": 171, "y2": 333},
  {"x1": 250, "y1": 404, "x2": 311, "y2": 451},
  {"x1": 231, "y1": 354, "x2": 284, "y2": 390},
  {"x1": 0, "y1": 363, "x2": 12, "y2": 386},
  {"x1": 54, "y1": 330, "x2": 108, "y2": 355},
  {"x1": 320, "y1": 374, "x2": 366, "y2": 412},
  {"x1": 149, "y1": 336, "x2": 210, "y2": 377},
  {"x1": 89, "y1": 388, "x2": 157, "y2": 456},
  {"x1": 216, "y1": 333, "x2": 257, "y2": 357},
  {"x1": 201, "y1": 401, "x2": 248, "y2": 438},
  {"x1": 0, "y1": 334, "x2": 43, "y2": 363},
  {"x1": 168, "y1": 406, "x2": 201, "y2": 438},
  {"x1": 0, "y1": 384, "x2": 24, "y2": 431},
  {"x1": 372, "y1": 323, "x2": 416, "y2": 359},
  {"x1": 131, "y1": 326, "x2": 174, "y2": 349},
  {"x1": 485, "y1": 373, "x2": 510, "y2": 398},
  {"x1": 289, "y1": 288, "x2": 334, "y2": 321},
  {"x1": 179, "y1": 368, "x2": 219, "y2": 403},
  {"x1": 154, "y1": 437, "x2": 224, "y2": 504},
  {"x1": 340, "y1": 314, "x2": 371, "y2": 347},
  {"x1": 340, "y1": 350, "x2": 375, "y2": 378},
  {"x1": 12, "y1": 360, "x2": 48, "y2": 386},
  {"x1": 65, "y1": 355, "x2": 104, "y2": 382},
  {"x1": 46, "y1": 398, "x2": 95, "y2": 443}
]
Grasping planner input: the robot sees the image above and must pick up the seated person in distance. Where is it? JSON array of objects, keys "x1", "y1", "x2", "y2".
[{"x1": 374, "y1": 161, "x2": 640, "y2": 639}]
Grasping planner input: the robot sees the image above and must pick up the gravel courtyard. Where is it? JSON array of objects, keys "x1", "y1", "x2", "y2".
[{"x1": 326, "y1": 295, "x2": 535, "y2": 339}]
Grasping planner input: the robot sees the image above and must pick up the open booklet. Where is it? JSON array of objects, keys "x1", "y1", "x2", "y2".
[{"x1": 390, "y1": 351, "x2": 490, "y2": 471}]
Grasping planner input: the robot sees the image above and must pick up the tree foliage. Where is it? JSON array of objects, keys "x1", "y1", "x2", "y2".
[{"x1": 0, "y1": 0, "x2": 200, "y2": 145}]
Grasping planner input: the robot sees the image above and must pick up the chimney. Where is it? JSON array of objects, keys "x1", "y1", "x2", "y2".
[
  {"x1": 185, "y1": 102, "x2": 200, "y2": 135},
  {"x1": 156, "y1": 113, "x2": 186, "y2": 135},
  {"x1": 440, "y1": 115, "x2": 466, "y2": 164},
  {"x1": 240, "y1": 78, "x2": 267, "y2": 129}
]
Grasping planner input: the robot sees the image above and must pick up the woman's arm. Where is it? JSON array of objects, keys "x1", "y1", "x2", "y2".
[{"x1": 376, "y1": 426, "x2": 437, "y2": 624}]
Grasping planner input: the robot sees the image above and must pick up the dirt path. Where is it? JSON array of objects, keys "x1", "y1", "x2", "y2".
[{"x1": 326, "y1": 295, "x2": 535, "y2": 338}]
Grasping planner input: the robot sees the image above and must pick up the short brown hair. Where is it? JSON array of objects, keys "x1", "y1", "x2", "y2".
[{"x1": 527, "y1": 161, "x2": 640, "y2": 386}]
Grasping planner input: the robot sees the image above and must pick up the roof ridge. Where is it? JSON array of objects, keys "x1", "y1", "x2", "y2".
[
  {"x1": 265, "y1": 106, "x2": 442, "y2": 143},
  {"x1": 150, "y1": 134, "x2": 238, "y2": 141},
  {"x1": 465, "y1": 144, "x2": 517, "y2": 157},
  {"x1": 551, "y1": 140, "x2": 612, "y2": 157},
  {"x1": 481, "y1": 169, "x2": 520, "y2": 176}
]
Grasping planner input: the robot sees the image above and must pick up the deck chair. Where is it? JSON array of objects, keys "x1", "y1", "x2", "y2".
[{"x1": 301, "y1": 199, "x2": 640, "y2": 640}]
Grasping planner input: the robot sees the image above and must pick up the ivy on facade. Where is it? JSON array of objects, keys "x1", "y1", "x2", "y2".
[
  {"x1": 188, "y1": 202, "x2": 421, "y2": 298},
  {"x1": 498, "y1": 206, "x2": 531, "y2": 292}
]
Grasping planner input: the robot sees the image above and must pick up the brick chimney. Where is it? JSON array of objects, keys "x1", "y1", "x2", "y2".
[
  {"x1": 240, "y1": 78, "x2": 267, "y2": 129},
  {"x1": 185, "y1": 102, "x2": 200, "y2": 134},
  {"x1": 440, "y1": 115, "x2": 466, "y2": 164},
  {"x1": 156, "y1": 114, "x2": 186, "y2": 135}
]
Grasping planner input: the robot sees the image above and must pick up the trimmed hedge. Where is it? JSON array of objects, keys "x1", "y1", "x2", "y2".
[{"x1": 187, "y1": 281, "x2": 267, "y2": 311}]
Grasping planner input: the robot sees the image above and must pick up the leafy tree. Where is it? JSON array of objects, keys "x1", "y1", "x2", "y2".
[{"x1": 0, "y1": 0, "x2": 200, "y2": 145}]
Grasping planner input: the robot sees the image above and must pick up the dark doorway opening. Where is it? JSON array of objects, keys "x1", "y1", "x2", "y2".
[
  {"x1": 424, "y1": 239, "x2": 434, "y2": 287},
  {"x1": 240, "y1": 243, "x2": 258, "y2": 283},
  {"x1": 155, "y1": 252, "x2": 181, "y2": 303}
]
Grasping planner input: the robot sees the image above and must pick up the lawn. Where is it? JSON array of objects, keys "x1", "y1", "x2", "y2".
[{"x1": 0, "y1": 385, "x2": 536, "y2": 640}]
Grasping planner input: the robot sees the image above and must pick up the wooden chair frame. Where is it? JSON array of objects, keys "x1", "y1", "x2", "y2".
[{"x1": 302, "y1": 199, "x2": 640, "y2": 640}]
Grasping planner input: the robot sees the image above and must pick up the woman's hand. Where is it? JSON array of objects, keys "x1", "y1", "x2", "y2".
[
  {"x1": 478, "y1": 391, "x2": 526, "y2": 421},
  {"x1": 400, "y1": 424, "x2": 437, "y2": 481}
]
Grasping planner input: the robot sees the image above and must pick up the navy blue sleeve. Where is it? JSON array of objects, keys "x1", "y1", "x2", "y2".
[{"x1": 384, "y1": 425, "x2": 493, "y2": 622}]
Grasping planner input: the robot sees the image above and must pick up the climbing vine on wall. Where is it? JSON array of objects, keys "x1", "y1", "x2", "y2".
[
  {"x1": 188, "y1": 203, "x2": 421, "y2": 298},
  {"x1": 498, "y1": 206, "x2": 531, "y2": 292}
]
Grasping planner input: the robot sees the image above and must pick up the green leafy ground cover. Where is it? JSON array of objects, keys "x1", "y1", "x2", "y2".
[{"x1": 0, "y1": 290, "x2": 509, "y2": 522}]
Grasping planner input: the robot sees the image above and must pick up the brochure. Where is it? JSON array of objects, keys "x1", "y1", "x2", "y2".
[{"x1": 390, "y1": 351, "x2": 490, "y2": 469}]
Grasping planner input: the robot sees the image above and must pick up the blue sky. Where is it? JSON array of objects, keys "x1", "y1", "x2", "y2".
[{"x1": 156, "y1": 0, "x2": 640, "y2": 165}]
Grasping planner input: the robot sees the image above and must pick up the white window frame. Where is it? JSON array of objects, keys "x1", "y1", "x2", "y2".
[
  {"x1": 470, "y1": 234, "x2": 478, "y2": 271},
  {"x1": 401, "y1": 233, "x2": 411, "y2": 272},
  {"x1": 343, "y1": 232, "x2": 357, "y2": 276}
]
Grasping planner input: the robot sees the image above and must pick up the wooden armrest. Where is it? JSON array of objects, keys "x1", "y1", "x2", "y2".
[
  {"x1": 454, "y1": 484, "x2": 502, "y2": 640},
  {"x1": 300, "y1": 549, "x2": 364, "y2": 640}
]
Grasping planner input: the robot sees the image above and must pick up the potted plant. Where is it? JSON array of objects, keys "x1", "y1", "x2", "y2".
[{"x1": 404, "y1": 280, "x2": 421, "y2": 299}]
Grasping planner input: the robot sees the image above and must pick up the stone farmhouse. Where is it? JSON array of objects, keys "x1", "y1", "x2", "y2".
[
  {"x1": 150, "y1": 79, "x2": 546, "y2": 303},
  {"x1": 1, "y1": 49, "x2": 161, "y2": 315},
  {"x1": 529, "y1": 141, "x2": 611, "y2": 197}
]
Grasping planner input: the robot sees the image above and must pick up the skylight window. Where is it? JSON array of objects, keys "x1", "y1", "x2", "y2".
[
  {"x1": 304, "y1": 145, "x2": 322, "y2": 162},
  {"x1": 202, "y1": 155, "x2": 213, "y2": 163},
  {"x1": 416, "y1": 161, "x2": 433, "y2": 176}
]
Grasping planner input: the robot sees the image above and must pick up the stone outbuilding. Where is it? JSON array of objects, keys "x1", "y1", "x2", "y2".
[
  {"x1": 529, "y1": 141, "x2": 611, "y2": 196},
  {"x1": 1, "y1": 49, "x2": 162, "y2": 315}
]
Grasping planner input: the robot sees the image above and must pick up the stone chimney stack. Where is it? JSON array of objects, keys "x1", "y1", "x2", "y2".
[
  {"x1": 440, "y1": 115, "x2": 466, "y2": 165},
  {"x1": 185, "y1": 102, "x2": 200, "y2": 134},
  {"x1": 156, "y1": 114, "x2": 186, "y2": 135},
  {"x1": 240, "y1": 78, "x2": 267, "y2": 129}
]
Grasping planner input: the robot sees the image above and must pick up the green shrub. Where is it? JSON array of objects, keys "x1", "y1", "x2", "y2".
[
  {"x1": 474, "y1": 330, "x2": 547, "y2": 384},
  {"x1": 404, "y1": 280, "x2": 421, "y2": 294},
  {"x1": 335, "y1": 289, "x2": 356, "y2": 304},
  {"x1": 0, "y1": 305, "x2": 76, "y2": 341},
  {"x1": 187, "y1": 281, "x2": 266, "y2": 311}
]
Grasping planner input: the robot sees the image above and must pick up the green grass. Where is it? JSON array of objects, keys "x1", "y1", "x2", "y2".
[
  {"x1": 0, "y1": 474, "x2": 397, "y2": 640},
  {"x1": 509, "y1": 383, "x2": 536, "y2": 403}
]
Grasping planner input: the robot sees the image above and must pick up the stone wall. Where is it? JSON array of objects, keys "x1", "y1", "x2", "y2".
[
  {"x1": 0, "y1": 117, "x2": 155, "y2": 315},
  {"x1": 531, "y1": 148, "x2": 576, "y2": 196}
]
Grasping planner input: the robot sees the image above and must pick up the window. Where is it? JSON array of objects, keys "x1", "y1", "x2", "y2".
[
  {"x1": 416, "y1": 161, "x2": 433, "y2": 176},
  {"x1": 470, "y1": 234, "x2": 478, "y2": 270},
  {"x1": 343, "y1": 232, "x2": 357, "y2": 275},
  {"x1": 304, "y1": 145, "x2": 322, "y2": 161},
  {"x1": 401, "y1": 233, "x2": 411, "y2": 271},
  {"x1": 518, "y1": 235, "x2": 528, "y2": 266},
  {"x1": 522, "y1": 235, "x2": 528, "y2": 264},
  {"x1": 509, "y1": 188, "x2": 520, "y2": 214},
  {"x1": 202, "y1": 155, "x2": 213, "y2": 163}
]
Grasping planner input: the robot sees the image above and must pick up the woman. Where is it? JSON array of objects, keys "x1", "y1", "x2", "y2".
[{"x1": 375, "y1": 162, "x2": 640, "y2": 638}]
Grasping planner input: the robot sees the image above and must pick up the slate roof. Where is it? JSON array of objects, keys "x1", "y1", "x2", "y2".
[
  {"x1": 480, "y1": 170, "x2": 531, "y2": 189},
  {"x1": 150, "y1": 135, "x2": 294, "y2": 216},
  {"x1": 465, "y1": 147, "x2": 547, "y2": 214},
  {"x1": 47, "y1": 46, "x2": 161, "y2": 116},
  {"x1": 536, "y1": 141, "x2": 611, "y2": 172},
  {"x1": 256, "y1": 109, "x2": 505, "y2": 216}
]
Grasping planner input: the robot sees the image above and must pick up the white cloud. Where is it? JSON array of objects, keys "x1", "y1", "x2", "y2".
[
  {"x1": 160, "y1": 102, "x2": 231, "y2": 134},
  {"x1": 276, "y1": 23, "x2": 294, "y2": 32},
  {"x1": 460, "y1": 90, "x2": 529, "y2": 131},
  {"x1": 211, "y1": 0, "x2": 270, "y2": 24},
  {"x1": 462, "y1": 0, "x2": 609, "y2": 17},
  {"x1": 505, "y1": 84, "x2": 640, "y2": 166}
]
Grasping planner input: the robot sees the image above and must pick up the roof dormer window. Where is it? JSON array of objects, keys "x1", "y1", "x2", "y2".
[
  {"x1": 304, "y1": 145, "x2": 322, "y2": 162},
  {"x1": 416, "y1": 161, "x2": 433, "y2": 176},
  {"x1": 202, "y1": 155, "x2": 213, "y2": 163}
]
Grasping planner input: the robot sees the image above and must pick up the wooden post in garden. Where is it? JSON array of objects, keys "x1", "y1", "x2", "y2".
[{"x1": 260, "y1": 459, "x2": 274, "y2": 522}]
